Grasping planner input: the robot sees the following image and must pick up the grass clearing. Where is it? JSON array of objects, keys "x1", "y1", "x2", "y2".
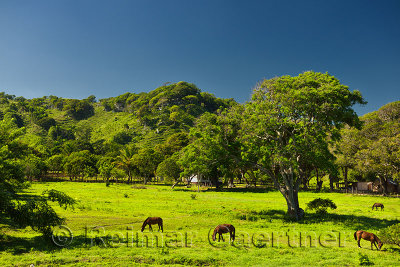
[{"x1": 1, "y1": 182, "x2": 399, "y2": 266}]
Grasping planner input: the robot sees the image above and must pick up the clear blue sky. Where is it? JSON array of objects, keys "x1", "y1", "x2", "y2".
[{"x1": 1, "y1": 0, "x2": 399, "y2": 115}]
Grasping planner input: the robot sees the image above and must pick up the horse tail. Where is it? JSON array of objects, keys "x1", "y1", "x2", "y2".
[
  {"x1": 141, "y1": 217, "x2": 149, "y2": 232},
  {"x1": 212, "y1": 228, "x2": 218, "y2": 241},
  {"x1": 354, "y1": 231, "x2": 357, "y2": 240}
]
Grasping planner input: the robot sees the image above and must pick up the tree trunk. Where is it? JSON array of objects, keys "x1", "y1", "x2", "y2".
[
  {"x1": 329, "y1": 174, "x2": 334, "y2": 192},
  {"x1": 315, "y1": 168, "x2": 321, "y2": 191},
  {"x1": 343, "y1": 167, "x2": 348, "y2": 193},
  {"x1": 280, "y1": 186, "x2": 304, "y2": 220},
  {"x1": 248, "y1": 171, "x2": 257, "y2": 187},
  {"x1": 302, "y1": 176, "x2": 308, "y2": 190},
  {"x1": 279, "y1": 169, "x2": 304, "y2": 221},
  {"x1": 256, "y1": 164, "x2": 304, "y2": 221},
  {"x1": 242, "y1": 171, "x2": 250, "y2": 186},
  {"x1": 228, "y1": 177, "x2": 234, "y2": 188},
  {"x1": 380, "y1": 176, "x2": 389, "y2": 196},
  {"x1": 171, "y1": 179, "x2": 180, "y2": 189}
]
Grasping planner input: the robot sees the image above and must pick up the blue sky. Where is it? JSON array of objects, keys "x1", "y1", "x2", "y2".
[{"x1": 0, "y1": 0, "x2": 399, "y2": 115}]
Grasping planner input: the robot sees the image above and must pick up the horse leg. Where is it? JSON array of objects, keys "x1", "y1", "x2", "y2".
[
  {"x1": 357, "y1": 238, "x2": 361, "y2": 248},
  {"x1": 373, "y1": 242, "x2": 378, "y2": 250},
  {"x1": 149, "y1": 224, "x2": 153, "y2": 232}
]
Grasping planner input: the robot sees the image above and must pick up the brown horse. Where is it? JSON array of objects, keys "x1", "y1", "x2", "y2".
[
  {"x1": 141, "y1": 217, "x2": 163, "y2": 232},
  {"x1": 212, "y1": 224, "x2": 235, "y2": 242},
  {"x1": 354, "y1": 230, "x2": 383, "y2": 250},
  {"x1": 372, "y1": 203, "x2": 384, "y2": 211}
]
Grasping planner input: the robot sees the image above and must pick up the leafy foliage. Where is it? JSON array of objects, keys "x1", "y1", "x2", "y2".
[
  {"x1": 156, "y1": 155, "x2": 181, "y2": 182},
  {"x1": 64, "y1": 99, "x2": 95, "y2": 120},
  {"x1": 379, "y1": 223, "x2": 400, "y2": 247},
  {"x1": 0, "y1": 117, "x2": 75, "y2": 237},
  {"x1": 306, "y1": 198, "x2": 337, "y2": 214},
  {"x1": 335, "y1": 101, "x2": 400, "y2": 194},
  {"x1": 241, "y1": 71, "x2": 364, "y2": 219}
]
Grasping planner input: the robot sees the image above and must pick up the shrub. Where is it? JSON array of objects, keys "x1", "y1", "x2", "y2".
[
  {"x1": 358, "y1": 253, "x2": 374, "y2": 265},
  {"x1": 306, "y1": 198, "x2": 337, "y2": 214},
  {"x1": 379, "y1": 223, "x2": 400, "y2": 247}
]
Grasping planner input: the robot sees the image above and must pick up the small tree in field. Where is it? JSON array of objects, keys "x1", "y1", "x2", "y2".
[
  {"x1": 306, "y1": 198, "x2": 337, "y2": 214},
  {"x1": 156, "y1": 155, "x2": 181, "y2": 188}
]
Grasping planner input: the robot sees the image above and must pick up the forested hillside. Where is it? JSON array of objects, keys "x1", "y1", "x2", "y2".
[{"x1": 0, "y1": 81, "x2": 235, "y2": 183}]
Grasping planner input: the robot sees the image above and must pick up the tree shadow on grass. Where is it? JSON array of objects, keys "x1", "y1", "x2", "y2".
[
  {"x1": 300, "y1": 213, "x2": 400, "y2": 231},
  {"x1": 0, "y1": 234, "x2": 90, "y2": 255},
  {"x1": 237, "y1": 209, "x2": 399, "y2": 230},
  {"x1": 0, "y1": 234, "x2": 53, "y2": 254}
]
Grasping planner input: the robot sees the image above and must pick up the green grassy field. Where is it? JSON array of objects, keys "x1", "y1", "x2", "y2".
[{"x1": 1, "y1": 182, "x2": 399, "y2": 266}]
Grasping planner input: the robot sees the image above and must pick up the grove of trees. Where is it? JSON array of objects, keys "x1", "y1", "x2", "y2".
[{"x1": 1, "y1": 72, "x2": 399, "y2": 230}]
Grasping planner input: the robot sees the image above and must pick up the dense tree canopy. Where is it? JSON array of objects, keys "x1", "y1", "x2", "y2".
[
  {"x1": 241, "y1": 71, "x2": 365, "y2": 219},
  {"x1": 3, "y1": 77, "x2": 400, "y2": 226}
]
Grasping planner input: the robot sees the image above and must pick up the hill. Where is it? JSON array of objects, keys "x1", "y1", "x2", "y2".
[{"x1": 0, "y1": 82, "x2": 235, "y2": 154}]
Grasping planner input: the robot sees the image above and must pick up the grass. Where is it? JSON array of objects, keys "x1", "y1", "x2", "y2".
[{"x1": 1, "y1": 182, "x2": 400, "y2": 266}]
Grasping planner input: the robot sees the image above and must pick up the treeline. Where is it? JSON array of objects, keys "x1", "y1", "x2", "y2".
[
  {"x1": 336, "y1": 101, "x2": 400, "y2": 194},
  {"x1": 2, "y1": 72, "x2": 399, "y2": 222},
  {"x1": 0, "y1": 82, "x2": 235, "y2": 186},
  {"x1": 1, "y1": 76, "x2": 399, "y2": 196}
]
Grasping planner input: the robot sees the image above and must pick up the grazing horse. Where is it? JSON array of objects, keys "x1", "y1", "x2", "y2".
[
  {"x1": 354, "y1": 230, "x2": 383, "y2": 250},
  {"x1": 372, "y1": 203, "x2": 384, "y2": 211},
  {"x1": 212, "y1": 224, "x2": 235, "y2": 242},
  {"x1": 141, "y1": 217, "x2": 163, "y2": 232}
]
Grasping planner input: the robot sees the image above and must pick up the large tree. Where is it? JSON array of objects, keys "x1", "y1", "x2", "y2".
[{"x1": 242, "y1": 71, "x2": 365, "y2": 220}]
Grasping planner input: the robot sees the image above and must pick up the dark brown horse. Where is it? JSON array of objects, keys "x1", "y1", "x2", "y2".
[
  {"x1": 212, "y1": 224, "x2": 235, "y2": 242},
  {"x1": 354, "y1": 230, "x2": 383, "y2": 250},
  {"x1": 372, "y1": 203, "x2": 384, "y2": 211},
  {"x1": 141, "y1": 217, "x2": 163, "y2": 232}
]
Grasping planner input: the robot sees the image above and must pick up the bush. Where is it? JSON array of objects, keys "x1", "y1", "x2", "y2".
[
  {"x1": 306, "y1": 198, "x2": 337, "y2": 214},
  {"x1": 379, "y1": 223, "x2": 400, "y2": 247},
  {"x1": 358, "y1": 253, "x2": 374, "y2": 265}
]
